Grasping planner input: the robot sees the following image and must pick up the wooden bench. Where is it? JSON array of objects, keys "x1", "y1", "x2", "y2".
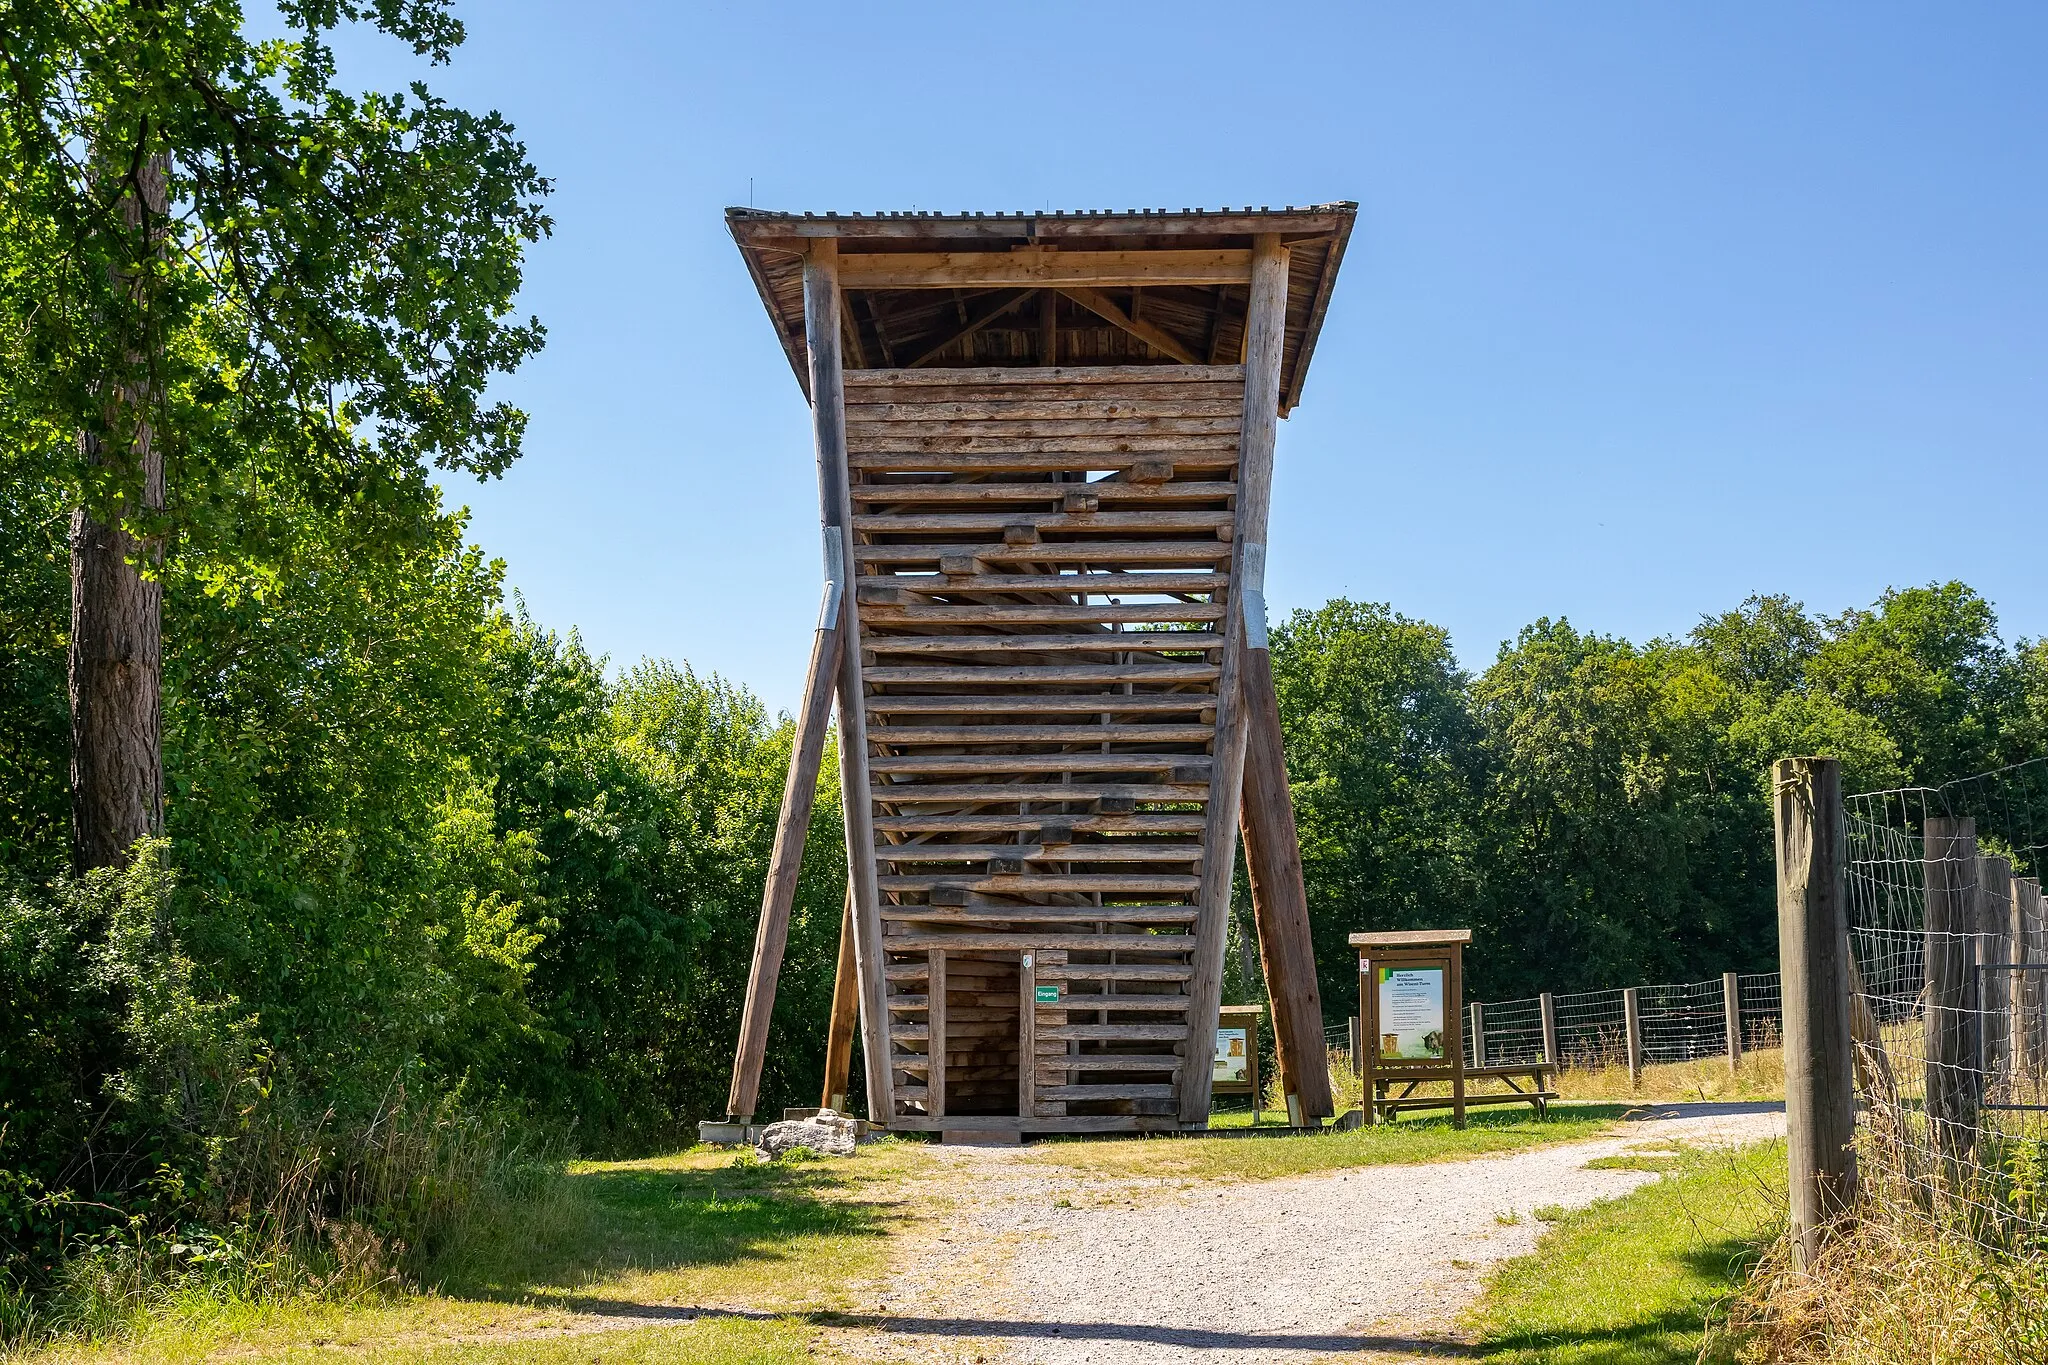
[{"x1": 1372, "y1": 1062, "x2": 1558, "y2": 1121}]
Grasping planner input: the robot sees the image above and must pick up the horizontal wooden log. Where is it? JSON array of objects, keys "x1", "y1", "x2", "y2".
[
  {"x1": 863, "y1": 632, "x2": 1225, "y2": 655},
  {"x1": 1042, "y1": 1023, "x2": 1190, "y2": 1041},
  {"x1": 882, "y1": 903, "x2": 1199, "y2": 924},
  {"x1": 849, "y1": 434, "x2": 1239, "y2": 455},
  {"x1": 851, "y1": 450, "x2": 1238, "y2": 473},
  {"x1": 881, "y1": 873, "x2": 1200, "y2": 894},
  {"x1": 856, "y1": 511, "x2": 1232, "y2": 537},
  {"x1": 865, "y1": 694, "x2": 1219, "y2": 716},
  {"x1": 1038, "y1": 1054, "x2": 1185, "y2": 1071},
  {"x1": 863, "y1": 605, "x2": 1224, "y2": 628},
  {"x1": 884, "y1": 962, "x2": 930, "y2": 981},
  {"x1": 864, "y1": 663, "x2": 1222, "y2": 686},
  {"x1": 862, "y1": 574, "x2": 1232, "y2": 598},
  {"x1": 880, "y1": 1114, "x2": 1181, "y2": 1134},
  {"x1": 850, "y1": 417, "x2": 1241, "y2": 440},
  {"x1": 871, "y1": 753, "x2": 1210, "y2": 775},
  {"x1": 870, "y1": 724, "x2": 1213, "y2": 744},
  {"x1": 875, "y1": 842, "x2": 1205, "y2": 862},
  {"x1": 1036, "y1": 962, "x2": 1194, "y2": 982},
  {"x1": 1045, "y1": 996, "x2": 1190, "y2": 1012},
  {"x1": 887, "y1": 933, "x2": 1194, "y2": 953},
  {"x1": 890, "y1": 1024, "x2": 931, "y2": 1041},
  {"x1": 854, "y1": 483, "x2": 1237, "y2": 509},
  {"x1": 856, "y1": 542, "x2": 1231, "y2": 566},
  {"x1": 1038, "y1": 1083, "x2": 1178, "y2": 1101},
  {"x1": 873, "y1": 813, "x2": 1207, "y2": 834},
  {"x1": 847, "y1": 365, "x2": 1244, "y2": 387},
  {"x1": 848, "y1": 400, "x2": 1244, "y2": 422},
  {"x1": 834, "y1": 250, "x2": 1252, "y2": 289},
  {"x1": 869, "y1": 781, "x2": 1210, "y2": 803}
]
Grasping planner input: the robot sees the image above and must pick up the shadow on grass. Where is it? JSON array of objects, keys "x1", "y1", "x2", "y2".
[
  {"x1": 1480, "y1": 1304, "x2": 1725, "y2": 1363},
  {"x1": 437, "y1": 1155, "x2": 902, "y2": 1306}
]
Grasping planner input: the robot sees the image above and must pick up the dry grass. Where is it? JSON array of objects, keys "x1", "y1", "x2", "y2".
[{"x1": 1555, "y1": 1048, "x2": 1784, "y2": 1105}]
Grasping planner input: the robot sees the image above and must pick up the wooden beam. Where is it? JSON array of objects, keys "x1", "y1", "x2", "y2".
[
  {"x1": 723, "y1": 591, "x2": 844, "y2": 1121},
  {"x1": 1039, "y1": 289, "x2": 1058, "y2": 366},
  {"x1": 1238, "y1": 641, "x2": 1335, "y2": 1122},
  {"x1": 836, "y1": 248, "x2": 1253, "y2": 289},
  {"x1": 1057, "y1": 287, "x2": 1201, "y2": 364},
  {"x1": 1181, "y1": 235, "x2": 1290, "y2": 1125},
  {"x1": 927, "y1": 948, "x2": 947, "y2": 1119},
  {"x1": 820, "y1": 887, "x2": 857, "y2": 1112},
  {"x1": 905, "y1": 289, "x2": 1032, "y2": 368},
  {"x1": 805, "y1": 240, "x2": 894, "y2": 1121}
]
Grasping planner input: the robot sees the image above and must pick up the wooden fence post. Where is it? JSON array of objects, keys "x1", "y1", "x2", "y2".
[
  {"x1": 1470, "y1": 1001, "x2": 1487, "y2": 1068},
  {"x1": 2020, "y1": 877, "x2": 2046, "y2": 1081},
  {"x1": 1724, "y1": 971, "x2": 1744, "y2": 1076},
  {"x1": 1622, "y1": 987, "x2": 1643, "y2": 1085},
  {"x1": 1980, "y1": 855, "x2": 2016, "y2": 1092},
  {"x1": 1348, "y1": 1017, "x2": 1362, "y2": 1078},
  {"x1": 1923, "y1": 815, "x2": 1980, "y2": 1182},
  {"x1": 1774, "y1": 756, "x2": 1857, "y2": 1269},
  {"x1": 1539, "y1": 992, "x2": 1559, "y2": 1070}
]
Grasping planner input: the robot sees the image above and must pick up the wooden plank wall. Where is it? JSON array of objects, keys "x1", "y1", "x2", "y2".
[{"x1": 848, "y1": 364, "x2": 1243, "y2": 1130}]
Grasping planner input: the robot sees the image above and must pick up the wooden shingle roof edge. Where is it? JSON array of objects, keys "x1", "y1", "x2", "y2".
[
  {"x1": 728, "y1": 202, "x2": 1357, "y2": 414},
  {"x1": 1348, "y1": 929, "x2": 1473, "y2": 948}
]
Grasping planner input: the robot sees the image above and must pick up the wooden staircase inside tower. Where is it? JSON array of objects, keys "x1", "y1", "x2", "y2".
[{"x1": 849, "y1": 364, "x2": 1243, "y2": 1130}]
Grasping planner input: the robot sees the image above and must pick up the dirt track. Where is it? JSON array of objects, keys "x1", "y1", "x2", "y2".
[{"x1": 852, "y1": 1104, "x2": 1785, "y2": 1364}]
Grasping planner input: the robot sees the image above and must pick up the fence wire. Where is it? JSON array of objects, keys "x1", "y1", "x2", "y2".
[
  {"x1": 1845, "y1": 757, "x2": 2048, "y2": 1239},
  {"x1": 1461, "y1": 974, "x2": 1783, "y2": 1072}
]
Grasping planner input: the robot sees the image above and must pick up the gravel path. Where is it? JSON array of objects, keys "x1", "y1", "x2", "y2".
[{"x1": 853, "y1": 1104, "x2": 1785, "y2": 1364}]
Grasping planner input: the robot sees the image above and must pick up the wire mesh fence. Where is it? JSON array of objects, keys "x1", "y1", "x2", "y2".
[
  {"x1": 1842, "y1": 756, "x2": 2048, "y2": 1240},
  {"x1": 1455, "y1": 973, "x2": 1783, "y2": 1073}
]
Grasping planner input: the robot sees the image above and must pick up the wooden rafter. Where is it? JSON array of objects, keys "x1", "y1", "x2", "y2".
[
  {"x1": 1058, "y1": 286, "x2": 1200, "y2": 365},
  {"x1": 904, "y1": 289, "x2": 1032, "y2": 367},
  {"x1": 838, "y1": 248, "x2": 1252, "y2": 289}
]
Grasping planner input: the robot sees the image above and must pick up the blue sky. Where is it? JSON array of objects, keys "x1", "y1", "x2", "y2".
[{"x1": 335, "y1": 4, "x2": 2047, "y2": 712}]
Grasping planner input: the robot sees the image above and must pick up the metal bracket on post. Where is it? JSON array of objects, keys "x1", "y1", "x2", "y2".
[
  {"x1": 818, "y1": 526, "x2": 844, "y2": 629},
  {"x1": 1240, "y1": 542, "x2": 1269, "y2": 650}
]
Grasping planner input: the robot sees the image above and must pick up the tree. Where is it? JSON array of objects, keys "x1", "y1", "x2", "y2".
[{"x1": 0, "y1": 0, "x2": 550, "y2": 869}]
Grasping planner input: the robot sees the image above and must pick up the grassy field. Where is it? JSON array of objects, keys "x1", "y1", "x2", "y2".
[
  {"x1": 1464, "y1": 1141, "x2": 1784, "y2": 1364},
  {"x1": 17, "y1": 1141, "x2": 938, "y2": 1365}
]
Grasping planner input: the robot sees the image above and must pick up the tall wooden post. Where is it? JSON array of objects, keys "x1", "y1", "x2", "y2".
[
  {"x1": 1723, "y1": 971, "x2": 1744, "y2": 1076},
  {"x1": 724, "y1": 593, "x2": 844, "y2": 1121},
  {"x1": 2019, "y1": 877, "x2": 2045, "y2": 1081},
  {"x1": 1774, "y1": 756, "x2": 1857, "y2": 1268},
  {"x1": 1469, "y1": 1001, "x2": 1487, "y2": 1068},
  {"x1": 1622, "y1": 987, "x2": 1643, "y2": 1085},
  {"x1": 1923, "y1": 815, "x2": 1979, "y2": 1180},
  {"x1": 803, "y1": 241, "x2": 893, "y2": 1121},
  {"x1": 820, "y1": 888, "x2": 858, "y2": 1113},
  {"x1": 1181, "y1": 235, "x2": 1290, "y2": 1124},
  {"x1": 1539, "y1": 992, "x2": 1559, "y2": 1069},
  {"x1": 1979, "y1": 855, "x2": 2015, "y2": 1090},
  {"x1": 1239, "y1": 672, "x2": 1334, "y2": 1122}
]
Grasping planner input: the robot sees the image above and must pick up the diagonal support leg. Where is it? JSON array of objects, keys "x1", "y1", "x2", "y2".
[
  {"x1": 724, "y1": 611, "x2": 844, "y2": 1122},
  {"x1": 1239, "y1": 641, "x2": 1335, "y2": 1123},
  {"x1": 820, "y1": 886, "x2": 858, "y2": 1112}
]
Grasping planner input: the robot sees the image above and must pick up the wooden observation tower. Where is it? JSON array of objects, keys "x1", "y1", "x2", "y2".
[{"x1": 718, "y1": 203, "x2": 1355, "y2": 1139}]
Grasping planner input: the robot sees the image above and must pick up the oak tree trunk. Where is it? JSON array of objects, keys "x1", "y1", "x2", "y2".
[{"x1": 69, "y1": 152, "x2": 168, "y2": 872}]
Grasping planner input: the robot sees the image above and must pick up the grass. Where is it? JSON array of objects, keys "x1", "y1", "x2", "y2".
[
  {"x1": 1026, "y1": 1103, "x2": 1632, "y2": 1182},
  {"x1": 1554, "y1": 1049, "x2": 1785, "y2": 1105},
  {"x1": 1464, "y1": 1141, "x2": 1784, "y2": 1364},
  {"x1": 15, "y1": 1140, "x2": 934, "y2": 1365}
]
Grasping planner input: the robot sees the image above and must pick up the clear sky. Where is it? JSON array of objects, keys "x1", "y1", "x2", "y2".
[{"x1": 333, "y1": 3, "x2": 2047, "y2": 713}]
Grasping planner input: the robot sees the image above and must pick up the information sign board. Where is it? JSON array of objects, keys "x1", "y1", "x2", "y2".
[{"x1": 1376, "y1": 966, "x2": 1446, "y2": 1061}]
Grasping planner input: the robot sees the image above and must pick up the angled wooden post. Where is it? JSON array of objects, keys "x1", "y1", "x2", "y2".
[
  {"x1": 803, "y1": 241, "x2": 893, "y2": 1121},
  {"x1": 1775, "y1": 756, "x2": 1857, "y2": 1268},
  {"x1": 1181, "y1": 234, "x2": 1290, "y2": 1125},
  {"x1": 820, "y1": 887, "x2": 858, "y2": 1112},
  {"x1": 1239, "y1": 661, "x2": 1335, "y2": 1122},
  {"x1": 724, "y1": 586, "x2": 844, "y2": 1121}
]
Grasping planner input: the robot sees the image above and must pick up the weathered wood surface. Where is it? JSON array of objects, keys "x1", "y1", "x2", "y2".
[
  {"x1": 820, "y1": 888, "x2": 858, "y2": 1112},
  {"x1": 1923, "y1": 815, "x2": 1981, "y2": 1181},
  {"x1": 835, "y1": 249, "x2": 1254, "y2": 289},
  {"x1": 1774, "y1": 756, "x2": 1857, "y2": 1268},
  {"x1": 723, "y1": 607, "x2": 843, "y2": 1120}
]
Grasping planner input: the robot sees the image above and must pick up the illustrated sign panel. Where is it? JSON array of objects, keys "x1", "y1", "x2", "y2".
[
  {"x1": 1377, "y1": 966, "x2": 1446, "y2": 1061},
  {"x1": 1213, "y1": 1027, "x2": 1249, "y2": 1084}
]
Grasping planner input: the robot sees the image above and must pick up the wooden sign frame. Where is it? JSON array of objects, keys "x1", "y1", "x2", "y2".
[
  {"x1": 1212, "y1": 1003, "x2": 1265, "y2": 1122},
  {"x1": 1352, "y1": 930, "x2": 1470, "y2": 1129}
]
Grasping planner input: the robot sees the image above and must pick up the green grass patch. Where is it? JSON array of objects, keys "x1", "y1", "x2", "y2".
[
  {"x1": 1466, "y1": 1141, "x2": 1784, "y2": 1364},
  {"x1": 1027, "y1": 1104, "x2": 1632, "y2": 1182}
]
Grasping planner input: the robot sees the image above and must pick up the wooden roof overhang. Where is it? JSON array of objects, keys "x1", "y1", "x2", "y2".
[{"x1": 728, "y1": 203, "x2": 1356, "y2": 414}]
